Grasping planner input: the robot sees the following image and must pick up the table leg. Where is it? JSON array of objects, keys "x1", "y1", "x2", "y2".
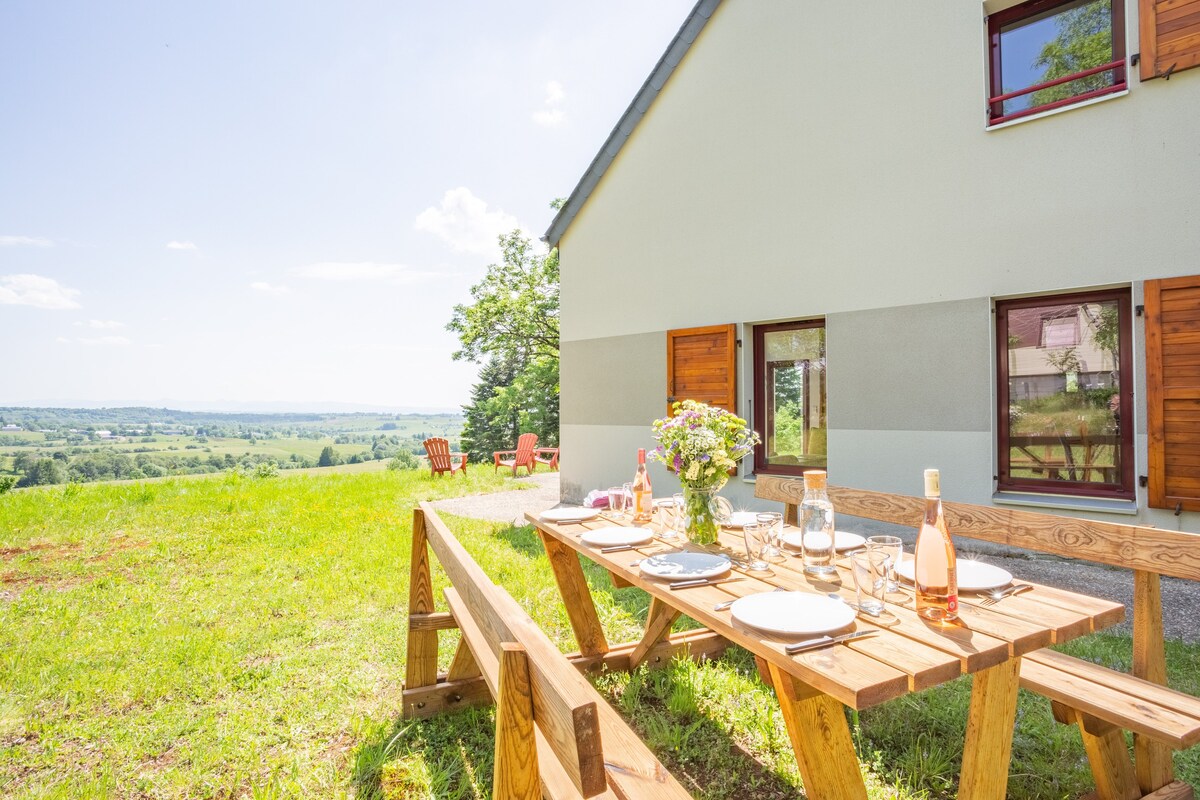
[
  {"x1": 959, "y1": 656, "x2": 1022, "y2": 800},
  {"x1": 767, "y1": 662, "x2": 868, "y2": 800},
  {"x1": 538, "y1": 530, "x2": 610, "y2": 657},
  {"x1": 629, "y1": 597, "x2": 682, "y2": 670}
]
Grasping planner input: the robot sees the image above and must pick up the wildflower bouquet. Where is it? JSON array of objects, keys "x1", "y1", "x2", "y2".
[{"x1": 650, "y1": 400, "x2": 760, "y2": 543}]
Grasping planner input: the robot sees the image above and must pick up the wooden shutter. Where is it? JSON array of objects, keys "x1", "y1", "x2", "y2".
[
  {"x1": 1145, "y1": 275, "x2": 1200, "y2": 511},
  {"x1": 1140, "y1": 0, "x2": 1200, "y2": 80},
  {"x1": 666, "y1": 324, "x2": 736, "y2": 417}
]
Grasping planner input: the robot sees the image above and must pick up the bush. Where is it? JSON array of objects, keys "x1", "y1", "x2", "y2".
[
  {"x1": 141, "y1": 463, "x2": 167, "y2": 478},
  {"x1": 254, "y1": 462, "x2": 278, "y2": 479},
  {"x1": 388, "y1": 450, "x2": 420, "y2": 471},
  {"x1": 0, "y1": 475, "x2": 16, "y2": 494}
]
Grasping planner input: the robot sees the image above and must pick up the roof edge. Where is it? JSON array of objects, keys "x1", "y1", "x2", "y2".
[{"x1": 542, "y1": 0, "x2": 721, "y2": 248}]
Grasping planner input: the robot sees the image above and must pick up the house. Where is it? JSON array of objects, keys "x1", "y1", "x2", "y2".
[
  {"x1": 1, "y1": 424, "x2": 20, "y2": 432},
  {"x1": 545, "y1": 0, "x2": 1200, "y2": 531}
]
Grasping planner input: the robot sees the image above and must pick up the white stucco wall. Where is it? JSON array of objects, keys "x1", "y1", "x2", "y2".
[{"x1": 555, "y1": 0, "x2": 1200, "y2": 532}]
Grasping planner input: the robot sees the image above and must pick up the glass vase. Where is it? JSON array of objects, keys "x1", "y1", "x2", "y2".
[{"x1": 680, "y1": 485, "x2": 731, "y2": 545}]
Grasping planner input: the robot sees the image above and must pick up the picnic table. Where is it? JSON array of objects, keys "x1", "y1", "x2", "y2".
[{"x1": 525, "y1": 511, "x2": 1126, "y2": 800}]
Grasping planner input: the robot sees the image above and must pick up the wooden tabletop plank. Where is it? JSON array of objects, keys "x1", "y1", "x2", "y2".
[
  {"x1": 528, "y1": 515, "x2": 916, "y2": 709},
  {"x1": 711, "y1": 531, "x2": 1016, "y2": 675}
]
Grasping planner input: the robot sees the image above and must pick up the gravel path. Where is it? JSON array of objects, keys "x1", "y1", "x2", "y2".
[
  {"x1": 428, "y1": 472, "x2": 562, "y2": 526},
  {"x1": 433, "y1": 476, "x2": 1199, "y2": 642}
]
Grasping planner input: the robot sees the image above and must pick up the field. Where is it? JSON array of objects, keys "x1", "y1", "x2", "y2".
[
  {"x1": 0, "y1": 409, "x2": 464, "y2": 483},
  {"x1": 1, "y1": 470, "x2": 1197, "y2": 799}
]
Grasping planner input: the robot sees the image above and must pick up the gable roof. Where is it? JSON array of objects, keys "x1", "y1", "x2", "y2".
[{"x1": 542, "y1": 0, "x2": 721, "y2": 248}]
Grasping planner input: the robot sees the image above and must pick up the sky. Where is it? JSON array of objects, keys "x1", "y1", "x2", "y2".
[{"x1": 0, "y1": 0, "x2": 694, "y2": 412}]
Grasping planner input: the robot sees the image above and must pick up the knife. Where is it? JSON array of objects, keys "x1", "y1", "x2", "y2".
[
  {"x1": 785, "y1": 629, "x2": 877, "y2": 654},
  {"x1": 669, "y1": 576, "x2": 745, "y2": 591}
]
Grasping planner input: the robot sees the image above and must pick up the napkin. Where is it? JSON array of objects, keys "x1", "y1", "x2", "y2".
[{"x1": 583, "y1": 489, "x2": 610, "y2": 508}]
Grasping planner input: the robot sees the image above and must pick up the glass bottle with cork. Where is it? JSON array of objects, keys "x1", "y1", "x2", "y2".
[
  {"x1": 799, "y1": 470, "x2": 836, "y2": 575},
  {"x1": 914, "y1": 468, "x2": 958, "y2": 621}
]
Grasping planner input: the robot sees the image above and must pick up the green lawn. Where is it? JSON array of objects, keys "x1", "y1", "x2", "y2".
[{"x1": 1, "y1": 471, "x2": 1197, "y2": 799}]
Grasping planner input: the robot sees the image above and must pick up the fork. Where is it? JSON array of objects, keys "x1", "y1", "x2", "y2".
[{"x1": 979, "y1": 583, "x2": 1033, "y2": 606}]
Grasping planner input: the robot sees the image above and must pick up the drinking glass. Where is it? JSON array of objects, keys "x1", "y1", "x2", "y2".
[
  {"x1": 742, "y1": 522, "x2": 772, "y2": 573},
  {"x1": 607, "y1": 486, "x2": 627, "y2": 520},
  {"x1": 622, "y1": 482, "x2": 635, "y2": 521},
  {"x1": 755, "y1": 511, "x2": 784, "y2": 561},
  {"x1": 656, "y1": 498, "x2": 681, "y2": 540},
  {"x1": 851, "y1": 550, "x2": 889, "y2": 616},
  {"x1": 866, "y1": 535, "x2": 904, "y2": 593}
]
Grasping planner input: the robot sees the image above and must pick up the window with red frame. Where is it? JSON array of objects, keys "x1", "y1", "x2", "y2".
[
  {"x1": 987, "y1": 0, "x2": 1126, "y2": 125},
  {"x1": 996, "y1": 289, "x2": 1134, "y2": 500},
  {"x1": 753, "y1": 320, "x2": 827, "y2": 476}
]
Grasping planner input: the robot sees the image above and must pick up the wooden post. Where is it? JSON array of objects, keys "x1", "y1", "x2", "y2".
[
  {"x1": 447, "y1": 638, "x2": 482, "y2": 682},
  {"x1": 1133, "y1": 570, "x2": 1175, "y2": 794},
  {"x1": 405, "y1": 509, "x2": 440, "y2": 690},
  {"x1": 493, "y1": 643, "x2": 540, "y2": 800},
  {"x1": 959, "y1": 657, "x2": 1022, "y2": 800},
  {"x1": 538, "y1": 531, "x2": 610, "y2": 657},
  {"x1": 767, "y1": 663, "x2": 868, "y2": 800},
  {"x1": 1051, "y1": 703, "x2": 1140, "y2": 800}
]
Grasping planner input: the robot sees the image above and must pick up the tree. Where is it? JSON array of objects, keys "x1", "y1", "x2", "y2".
[
  {"x1": 448, "y1": 225, "x2": 560, "y2": 460},
  {"x1": 317, "y1": 446, "x2": 340, "y2": 467},
  {"x1": 1030, "y1": 1, "x2": 1115, "y2": 107},
  {"x1": 18, "y1": 458, "x2": 64, "y2": 487}
]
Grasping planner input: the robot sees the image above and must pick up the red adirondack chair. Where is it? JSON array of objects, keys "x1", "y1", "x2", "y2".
[
  {"x1": 423, "y1": 437, "x2": 467, "y2": 478},
  {"x1": 493, "y1": 433, "x2": 538, "y2": 476}
]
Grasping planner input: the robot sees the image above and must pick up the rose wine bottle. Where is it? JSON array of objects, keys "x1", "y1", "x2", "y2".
[
  {"x1": 915, "y1": 468, "x2": 958, "y2": 622},
  {"x1": 632, "y1": 448, "x2": 653, "y2": 523}
]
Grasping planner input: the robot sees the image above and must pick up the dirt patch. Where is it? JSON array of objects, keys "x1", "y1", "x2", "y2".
[{"x1": 0, "y1": 531, "x2": 148, "y2": 564}]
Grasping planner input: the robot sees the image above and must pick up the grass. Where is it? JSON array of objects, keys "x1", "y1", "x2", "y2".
[{"x1": 1, "y1": 471, "x2": 1198, "y2": 799}]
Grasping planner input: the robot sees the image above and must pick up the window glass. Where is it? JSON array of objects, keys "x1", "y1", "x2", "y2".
[
  {"x1": 989, "y1": 0, "x2": 1124, "y2": 123},
  {"x1": 998, "y1": 291, "x2": 1132, "y2": 498},
  {"x1": 754, "y1": 322, "x2": 826, "y2": 474}
]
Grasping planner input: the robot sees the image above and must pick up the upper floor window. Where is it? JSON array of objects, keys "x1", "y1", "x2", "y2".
[
  {"x1": 996, "y1": 289, "x2": 1133, "y2": 499},
  {"x1": 753, "y1": 320, "x2": 827, "y2": 476},
  {"x1": 987, "y1": 0, "x2": 1127, "y2": 125}
]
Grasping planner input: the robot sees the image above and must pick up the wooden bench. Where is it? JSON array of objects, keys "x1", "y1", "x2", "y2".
[
  {"x1": 755, "y1": 475, "x2": 1200, "y2": 800},
  {"x1": 403, "y1": 503, "x2": 693, "y2": 799}
]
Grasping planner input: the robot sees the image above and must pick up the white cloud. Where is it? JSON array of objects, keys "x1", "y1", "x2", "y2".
[
  {"x1": 75, "y1": 319, "x2": 125, "y2": 330},
  {"x1": 532, "y1": 109, "x2": 565, "y2": 127},
  {"x1": 250, "y1": 281, "x2": 291, "y2": 295},
  {"x1": 532, "y1": 80, "x2": 566, "y2": 128},
  {"x1": 0, "y1": 274, "x2": 81, "y2": 310},
  {"x1": 294, "y1": 262, "x2": 433, "y2": 284},
  {"x1": 77, "y1": 336, "x2": 131, "y2": 346},
  {"x1": 166, "y1": 240, "x2": 197, "y2": 250},
  {"x1": 414, "y1": 188, "x2": 528, "y2": 257},
  {"x1": 0, "y1": 235, "x2": 53, "y2": 247}
]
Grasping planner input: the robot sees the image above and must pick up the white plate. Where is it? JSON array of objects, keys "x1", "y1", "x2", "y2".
[
  {"x1": 895, "y1": 558, "x2": 1013, "y2": 592},
  {"x1": 722, "y1": 511, "x2": 762, "y2": 528},
  {"x1": 781, "y1": 530, "x2": 866, "y2": 552},
  {"x1": 540, "y1": 506, "x2": 601, "y2": 523},
  {"x1": 579, "y1": 526, "x2": 655, "y2": 547},
  {"x1": 639, "y1": 552, "x2": 731, "y2": 581},
  {"x1": 730, "y1": 591, "x2": 857, "y2": 637}
]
